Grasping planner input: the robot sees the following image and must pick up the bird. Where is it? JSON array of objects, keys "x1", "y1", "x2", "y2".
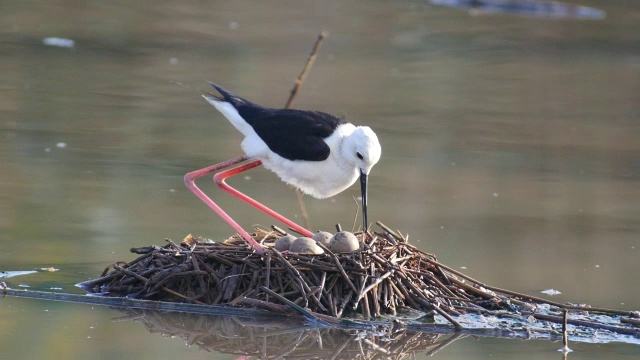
[{"x1": 184, "y1": 82, "x2": 381, "y2": 254}]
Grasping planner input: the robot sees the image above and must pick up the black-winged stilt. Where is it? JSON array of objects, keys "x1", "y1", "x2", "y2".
[{"x1": 184, "y1": 83, "x2": 381, "y2": 254}]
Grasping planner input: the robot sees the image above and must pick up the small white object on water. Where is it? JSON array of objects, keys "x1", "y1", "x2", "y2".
[
  {"x1": 312, "y1": 231, "x2": 333, "y2": 247},
  {"x1": 169, "y1": 57, "x2": 178, "y2": 65},
  {"x1": 56, "y1": 142, "x2": 67, "y2": 148},
  {"x1": 289, "y1": 237, "x2": 324, "y2": 254},
  {"x1": 541, "y1": 289, "x2": 562, "y2": 296},
  {"x1": 1, "y1": 270, "x2": 38, "y2": 278},
  {"x1": 558, "y1": 346, "x2": 573, "y2": 353},
  {"x1": 228, "y1": 21, "x2": 239, "y2": 30},
  {"x1": 328, "y1": 231, "x2": 360, "y2": 253},
  {"x1": 595, "y1": 264, "x2": 600, "y2": 268},
  {"x1": 275, "y1": 234, "x2": 296, "y2": 251},
  {"x1": 43, "y1": 37, "x2": 75, "y2": 49}
]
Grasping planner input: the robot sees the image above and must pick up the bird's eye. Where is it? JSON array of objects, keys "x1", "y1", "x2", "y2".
[{"x1": 356, "y1": 152, "x2": 364, "y2": 160}]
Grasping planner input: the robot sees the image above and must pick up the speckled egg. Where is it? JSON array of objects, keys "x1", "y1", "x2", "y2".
[
  {"x1": 312, "y1": 231, "x2": 333, "y2": 247},
  {"x1": 328, "y1": 231, "x2": 360, "y2": 253},
  {"x1": 274, "y1": 234, "x2": 296, "y2": 251},
  {"x1": 289, "y1": 237, "x2": 324, "y2": 254}
]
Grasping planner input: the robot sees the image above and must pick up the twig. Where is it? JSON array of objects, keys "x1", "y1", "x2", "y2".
[
  {"x1": 621, "y1": 317, "x2": 640, "y2": 326},
  {"x1": 332, "y1": 255, "x2": 359, "y2": 294},
  {"x1": 561, "y1": 309, "x2": 570, "y2": 352},
  {"x1": 533, "y1": 313, "x2": 639, "y2": 336},
  {"x1": 284, "y1": 31, "x2": 328, "y2": 230},
  {"x1": 260, "y1": 286, "x2": 328, "y2": 324},
  {"x1": 351, "y1": 195, "x2": 360, "y2": 233},
  {"x1": 355, "y1": 270, "x2": 393, "y2": 303},
  {"x1": 284, "y1": 31, "x2": 327, "y2": 108}
]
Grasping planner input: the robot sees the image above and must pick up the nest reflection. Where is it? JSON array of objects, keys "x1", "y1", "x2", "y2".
[{"x1": 113, "y1": 308, "x2": 458, "y2": 359}]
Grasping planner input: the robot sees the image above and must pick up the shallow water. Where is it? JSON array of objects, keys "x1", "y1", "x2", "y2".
[{"x1": 1, "y1": 1, "x2": 639, "y2": 358}]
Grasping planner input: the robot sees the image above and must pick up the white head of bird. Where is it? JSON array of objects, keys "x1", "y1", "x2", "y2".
[{"x1": 342, "y1": 126, "x2": 381, "y2": 178}]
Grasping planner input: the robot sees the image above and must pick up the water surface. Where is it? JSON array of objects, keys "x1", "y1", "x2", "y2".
[{"x1": 1, "y1": 1, "x2": 639, "y2": 358}]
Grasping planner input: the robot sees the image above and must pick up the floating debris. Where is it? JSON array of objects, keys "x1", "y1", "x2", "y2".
[
  {"x1": 42, "y1": 37, "x2": 75, "y2": 49},
  {"x1": 429, "y1": 0, "x2": 606, "y2": 19},
  {"x1": 541, "y1": 288, "x2": 562, "y2": 295},
  {"x1": 0, "y1": 270, "x2": 38, "y2": 279}
]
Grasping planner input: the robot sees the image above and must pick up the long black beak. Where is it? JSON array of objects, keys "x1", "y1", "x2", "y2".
[{"x1": 359, "y1": 170, "x2": 369, "y2": 233}]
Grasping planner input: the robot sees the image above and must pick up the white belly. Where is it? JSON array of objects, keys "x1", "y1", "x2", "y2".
[{"x1": 260, "y1": 152, "x2": 359, "y2": 199}]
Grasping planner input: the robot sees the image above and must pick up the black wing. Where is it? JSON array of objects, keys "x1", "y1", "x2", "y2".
[
  {"x1": 208, "y1": 82, "x2": 345, "y2": 161},
  {"x1": 242, "y1": 108, "x2": 344, "y2": 161}
]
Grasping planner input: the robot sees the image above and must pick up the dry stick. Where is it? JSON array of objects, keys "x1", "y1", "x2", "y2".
[
  {"x1": 329, "y1": 253, "x2": 359, "y2": 294},
  {"x1": 270, "y1": 249, "x2": 314, "y2": 306},
  {"x1": 265, "y1": 252, "x2": 271, "y2": 302},
  {"x1": 362, "y1": 289, "x2": 371, "y2": 319},
  {"x1": 562, "y1": 309, "x2": 570, "y2": 351},
  {"x1": 533, "y1": 313, "x2": 639, "y2": 336},
  {"x1": 621, "y1": 317, "x2": 640, "y2": 326},
  {"x1": 351, "y1": 195, "x2": 360, "y2": 233},
  {"x1": 160, "y1": 286, "x2": 207, "y2": 305},
  {"x1": 237, "y1": 297, "x2": 291, "y2": 314},
  {"x1": 420, "y1": 256, "x2": 569, "y2": 308},
  {"x1": 298, "y1": 273, "x2": 328, "y2": 312},
  {"x1": 397, "y1": 270, "x2": 463, "y2": 328},
  {"x1": 383, "y1": 280, "x2": 389, "y2": 309},
  {"x1": 431, "y1": 303, "x2": 463, "y2": 330},
  {"x1": 189, "y1": 254, "x2": 207, "y2": 297},
  {"x1": 284, "y1": 31, "x2": 328, "y2": 230},
  {"x1": 284, "y1": 31, "x2": 328, "y2": 109},
  {"x1": 113, "y1": 264, "x2": 149, "y2": 284},
  {"x1": 318, "y1": 271, "x2": 327, "y2": 305},
  {"x1": 372, "y1": 284, "x2": 381, "y2": 317},
  {"x1": 355, "y1": 270, "x2": 394, "y2": 303},
  {"x1": 271, "y1": 225, "x2": 288, "y2": 235},
  {"x1": 561, "y1": 304, "x2": 639, "y2": 317},
  {"x1": 376, "y1": 221, "x2": 402, "y2": 241},
  {"x1": 328, "y1": 293, "x2": 337, "y2": 317},
  {"x1": 259, "y1": 286, "x2": 327, "y2": 324},
  {"x1": 450, "y1": 270, "x2": 635, "y2": 316},
  {"x1": 337, "y1": 291, "x2": 353, "y2": 318},
  {"x1": 192, "y1": 254, "x2": 221, "y2": 284}
]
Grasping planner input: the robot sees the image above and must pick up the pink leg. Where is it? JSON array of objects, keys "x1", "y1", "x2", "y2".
[
  {"x1": 214, "y1": 161, "x2": 314, "y2": 238},
  {"x1": 184, "y1": 155, "x2": 265, "y2": 254}
]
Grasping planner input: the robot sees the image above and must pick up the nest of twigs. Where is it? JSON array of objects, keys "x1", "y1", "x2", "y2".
[{"x1": 79, "y1": 222, "x2": 521, "y2": 324}]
